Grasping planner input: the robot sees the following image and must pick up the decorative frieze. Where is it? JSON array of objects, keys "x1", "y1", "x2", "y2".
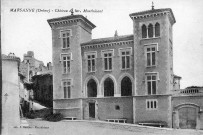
[
  {"x1": 131, "y1": 12, "x2": 168, "y2": 20},
  {"x1": 49, "y1": 18, "x2": 79, "y2": 26},
  {"x1": 81, "y1": 40, "x2": 134, "y2": 49}
]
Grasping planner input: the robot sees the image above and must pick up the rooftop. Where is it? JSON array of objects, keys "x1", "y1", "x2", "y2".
[
  {"x1": 47, "y1": 15, "x2": 96, "y2": 29},
  {"x1": 2, "y1": 54, "x2": 20, "y2": 62},
  {"x1": 129, "y1": 8, "x2": 176, "y2": 23},
  {"x1": 81, "y1": 34, "x2": 134, "y2": 46}
]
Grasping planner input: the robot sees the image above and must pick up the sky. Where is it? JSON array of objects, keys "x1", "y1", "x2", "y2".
[{"x1": 2, "y1": 0, "x2": 203, "y2": 89}]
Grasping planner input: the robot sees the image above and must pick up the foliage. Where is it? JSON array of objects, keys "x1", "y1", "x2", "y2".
[
  {"x1": 24, "y1": 108, "x2": 52, "y2": 119},
  {"x1": 25, "y1": 112, "x2": 35, "y2": 119},
  {"x1": 43, "y1": 113, "x2": 63, "y2": 122}
]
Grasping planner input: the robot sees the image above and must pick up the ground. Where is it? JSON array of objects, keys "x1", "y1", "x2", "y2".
[{"x1": 2, "y1": 119, "x2": 203, "y2": 135}]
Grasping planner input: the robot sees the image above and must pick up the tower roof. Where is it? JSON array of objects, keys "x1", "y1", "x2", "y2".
[
  {"x1": 47, "y1": 15, "x2": 96, "y2": 29},
  {"x1": 129, "y1": 8, "x2": 176, "y2": 24}
]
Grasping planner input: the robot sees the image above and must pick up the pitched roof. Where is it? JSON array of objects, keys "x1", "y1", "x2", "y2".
[
  {"x1": 129, "y1": 8, "x2": 176, "y2": 23},
  {"x1": 81, "y1": 34, "x2": 134, "y2": 46},
  {"x1": 47, "y1": 15, "x2": 96, "y2": 28}
]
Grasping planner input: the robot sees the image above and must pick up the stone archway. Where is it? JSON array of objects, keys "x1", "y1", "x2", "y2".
[
  {"x1": 87, "y1": 79, "x2": 97, "y2": 97},
  {"x1": 121, "y1": 76, "x2": 132, "y2": 96},
  {"x1": 173, "y1": 103, "x2": 201, "y2": 129},
  {"x1": 100, "y1": 74, "x2": 117, "y2": 97},
  {"x1": 104, "y1": 77, "x2": 114, "y2": 97},
  {"x1": 84, "y1": 76, "x2": 100, "y2": 97}
]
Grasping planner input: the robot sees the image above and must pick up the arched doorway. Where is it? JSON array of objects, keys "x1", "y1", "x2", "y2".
[
  {"x1": 87, "y1": 79, "x2": 97, "y2": 97},
  {"x1": 121, "y1": 76, "x2": 132, "y2": 96},
  {"x1": 179, "y1": 107, "x2": 197, "y2": 129},
  {"x1": 104, "y1": 77, "x2": 114, "y2": 97}
]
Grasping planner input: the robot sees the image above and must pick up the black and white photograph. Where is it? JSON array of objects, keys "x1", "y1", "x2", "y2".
[{"x1": 1, "y1": 0, "x2": 203, "y2": 134}]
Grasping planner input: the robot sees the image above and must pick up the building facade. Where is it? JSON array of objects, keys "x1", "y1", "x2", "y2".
[
  {"x1": 2, "y1": 54, "x2": 21, "y2": 131},
  {"x1": 47, "y1": 7, "x2": 202, "y2": 129}
]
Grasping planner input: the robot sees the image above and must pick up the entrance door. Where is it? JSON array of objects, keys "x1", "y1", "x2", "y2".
[
  {"x1": 179, "y1": 107, "x2": 197, "y2": 129},
  {"x1": 89, "y1": 103, "x2": 95, "y2": 118}
]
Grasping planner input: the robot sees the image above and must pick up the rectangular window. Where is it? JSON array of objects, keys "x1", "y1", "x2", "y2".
[
  {"x1": 61, "y1": 54, "x2": 71, "y2": 74},
  {"x1": 146, "y1": 74, "x2": 157, "y2": 95},
  {"x1": 120, "y1": 48, "x2": 132, "y2": 70},
  {"x1": 86, "y1": 52, "x2": 96, "y2": 72},
  {"x1": 146, "y1": 99, "x2": 158, "y2": 110},
  {"x1": 146, "y1": 47, "x2": 156, "y2": 67},
  {"x1": 63, "y1": 79, "x2": 71, "y2": 99},
  {"x1": 61, "y1": 30, "x2": 71, "y2": 49},
  {"x1": 102, "y1": 50, "x2": 113, "y2": 71}
]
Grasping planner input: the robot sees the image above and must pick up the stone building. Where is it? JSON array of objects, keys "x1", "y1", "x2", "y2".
[
  {"x1": 47, "y1": 6, "x2": 203, "y2": 129},
  {"x1": 19, "y1": 51, "x2": 47, "y2": 82},
  {"x1": 2, "y1": 54, "x2": 21, "y2": 131},
  {"x1": 172, "y1": 87, "x2": 203, "y2": 129}
]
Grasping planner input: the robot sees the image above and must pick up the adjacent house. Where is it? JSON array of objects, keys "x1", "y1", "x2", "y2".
[{"x1": 2, "y1": 53, "x2": 21, "y2": 130}]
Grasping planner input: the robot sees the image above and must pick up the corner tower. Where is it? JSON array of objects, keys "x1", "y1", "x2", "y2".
[
  {"x1": 48, "y1": 14, "x2": 95, "y2": 116},
  {"x1": 130, "y1": 7, "x2": 176, "y2": 127}
]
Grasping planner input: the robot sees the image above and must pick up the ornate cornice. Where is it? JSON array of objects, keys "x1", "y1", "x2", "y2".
[
  {"x1": 47, "y1": 15, "x2": 96, "y2": 29},
  {"x1": 130, "y1": 8, "x2": 176, "y2": 25},
  {"x1": 81, "y1": 40, "x2": 133, "y2": 49}
]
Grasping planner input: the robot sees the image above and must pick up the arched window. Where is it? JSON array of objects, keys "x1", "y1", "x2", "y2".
[
  {"x1": 142, "y1": 25, "x2": 147, "y2": 38},
  {"x1": 104, "y1": 77, "x2": 114, "y2": 97},
  {"x1": 121, "y1": 77, "x2": 132, "y2": 96},
  {"x1": 148, "y1": 24, "x2": 153, "y2": 38},
  {"x1": 87, "y1": 79, "x2": 97, "y2": 97},
  {"x1": 155, "y1": 23, "x2": 160, "y2": 37}
]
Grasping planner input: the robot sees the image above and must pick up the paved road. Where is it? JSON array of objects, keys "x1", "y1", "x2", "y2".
[{"x1": 2, "y1": 119, "x2": 203, "y2": 135}]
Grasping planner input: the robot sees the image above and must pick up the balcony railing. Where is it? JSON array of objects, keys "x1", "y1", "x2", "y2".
[{"x1": 180, "y1": 88, "x2": 203, "y2": 94}]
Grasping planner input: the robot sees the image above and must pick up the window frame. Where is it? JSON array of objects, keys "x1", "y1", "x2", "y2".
[
  {"x1": 60, "y1": 29, "x2": 72, "y2": 49},
  {"x1": 141, "y1": 22, "x2": 161, "y2": 39},
  {"x1": 145, "y1": 72, "x2": 159, "y2": 95},
  {"x1": 146, "y1": 99, "x2": 158, "y2": 110},
  {"x1": 85, "y1": 51, "x2": 97, "y2": 73},
  {"x1": 60, "y1": 53, "x2": 72, "y2": 74},
  {"x1": 62, "y1": 79, "x2": 72, "y2": 99},
  {"x1": 101, "y1": 49, "x2": 114, "y2": 71},
  {"x1": 119, "y1": 48, "x2": 132, "y2": 70},
  {"x1": 148, "y1": 23, "x2": 154, "y2": 38},
  {"x1": 155, "y1": 23, "x2": 160, "y2": 37},
  {"x1": 142, "y1": 24, "x2": 147, "y2": 39},
  {"x1": 144, "y1": 44, "x2": 158, "y2": 67}
]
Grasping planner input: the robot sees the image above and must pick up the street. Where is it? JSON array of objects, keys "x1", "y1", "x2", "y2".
[{"x1": 2, "y1": 119, "x2": 203, "y2": 135}]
